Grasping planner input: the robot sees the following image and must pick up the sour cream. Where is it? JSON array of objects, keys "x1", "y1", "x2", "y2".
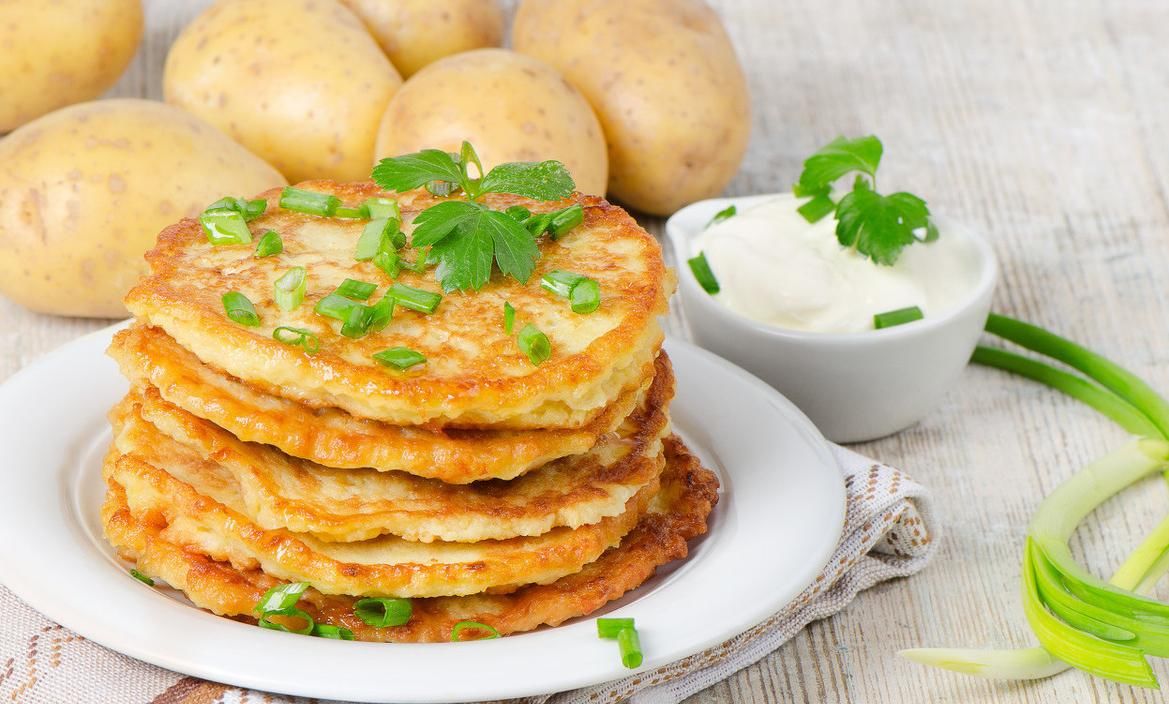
[{"x1": 691, "y1": 194, "x2": 980, "y2": 333}]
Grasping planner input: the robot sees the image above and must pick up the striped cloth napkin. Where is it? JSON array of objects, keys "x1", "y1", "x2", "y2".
[{"x1": 0, "y1": 445, "x2": 935, "y2": 704}]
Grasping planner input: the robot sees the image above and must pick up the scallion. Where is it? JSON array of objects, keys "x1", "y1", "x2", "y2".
[
  {"x1": 312, "y1": 624, "x2": 355, "y2": 640},
  {"x1": 222, "y1": 291, "x2": 260, "y2": 327},
  {"x1": 366, "y1": 295, "x2": 395, "y2": 332},
  {"x1": 255, "y1": 230, "x2": 283, "y2": 258},
  {"x1": 373, "y1": 347, "x2": 426, "y2": 371},
  {"x1": 450, "y1": 621, "x2": 501, "y2": 642},
  {"x1": 333, "y1": 205, "x2": 365, "y2": 219},
  {"x1": 617, "y1": 627, "x2": 644, "y2": 669},
  {"x1": 873, "y1": 306, "x2": 924, "y2": 329},
  {"x1": 254, "y1": 582, "x2": 310, "y2": 614},
  {"x1": 129, "y1": 568, "x2": 154, "y2": 586},
  {"x1": 335, "y1": 278, "x2": 377, "y2": 301},
  {"x1": 273, "y1": 326, "x2": 320, "y2": 354},
  {"x1": 570, "y1": 278, "x2": 601, "y2": 314},
  {"x1": 314, "y1": 292, "x2": 362, "y2": 321},
  {"x1": 273, "y1": 266, "x2": 307, "y2": 312},
  {"x1": 340, "y1": 303, "x2": 373, "y2": 339},
  {"x1": 387, "y1": 283, "x2": 442, "y2": 314},
  {"x1": 356, "y1": 218, "x2": 397, "y2": 261},
  {"x1": 199, "y1": 209, "x2": 253, "y2": 245},
  {"x1": 258, "y1": 606, "x2": 315, "y2": 635},
  {"x1": 797, "y1": 195, "x2": 835, "y2": 223},
  {"x1": 206, "y1": 196, "x2": 266, "y2": 222},
  {"x1": 708, "y1": 204, "x2": 737, "y2": 227},
  {"x1": 361, "y1": 197, "x2": 399, "y2": 220},
  {"x1": 541, "y1": 270, "x2": 585, "y2": 298},
  {"x1": 503, "y1": 301, "x2": 516, "y2": 334},
  {"x1": 353, "y1": 597, "x2": 413, "y2": 628},
  {"x1": 373, "y1": 249, "x2": 401, "y2": 278},
  {"x1": 517, "y1": 324, "x2": 551, "y2": 366},
  {"x1": 279, "y1": 186, "x2": 340, "y2": 217},
  {"x1": 596, "y1": 618, "x2": 635, "y2": 639},
  {"x1": 688, "y1": 252, "x2": 720, "y2": 294},
  {"x1": 549, "y1": 204, "x2": 584, "y2": 239},
  {"x1": 505, "y1": 205, "x2": 532, "y2": 222}
]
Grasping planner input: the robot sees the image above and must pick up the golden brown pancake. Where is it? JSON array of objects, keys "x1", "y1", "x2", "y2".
[
  {"x1": 102, "y1": 436, "x2": 719, "y2": 642},
  {"x1": 109, "y1": 359, "x2": 671, "y2": 542},
  {"x1": 110, "y1": 325, "x2": 671, "y2": 483},
  {"x1": 123, "y1": 183, "x2": 673, "y2": 430}
]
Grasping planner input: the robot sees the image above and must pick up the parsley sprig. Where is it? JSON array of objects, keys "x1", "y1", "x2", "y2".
[
  {"x1": 794, "y1": 136, "x2": 938, "y2": 266},
  {"x1": 372, "y1": 142, "x2": 578, "y2": 292}
]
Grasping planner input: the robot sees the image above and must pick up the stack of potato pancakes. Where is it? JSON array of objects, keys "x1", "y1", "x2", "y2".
[{"x1": 102, "y1": 182, "x2": 719, "y2": 642}]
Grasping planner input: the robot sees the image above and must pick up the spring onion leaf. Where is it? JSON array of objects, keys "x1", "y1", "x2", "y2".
[
  {"x1": 797, "y1": 194, "x2": 835, "y2": 223},
  {"x1": 373, "y1": 347, "x2": 426, "y2": 371},
  {"x1": 222, "y1": 291, "x2": 260, "y2": 327},
  {"x1": 374, "y1": 250, "x2": 401, "y2": 278},
  {"x1": 206, "y1": 196, "x2": 267, "y2": 222},
  {"x1": 279, "y1": 187, "x2": 340, "y2": 217},
  {"x1": 356, "y1": 218, "x2": 397, "y2": 261},
  {"x1": 199, "y1": 208, "x2": 253, "y2": 245},
  {"x1": 688, "y1": 252, "x2": 720, "y2": 294},
  {"x1": 708, "y1": 205, "x2": 737, "y2": 227},
  {"x1": 254, "y1": 582, "x2": 310, "y2": 614},
  {"x1": 273, "y1": 266, "x2": 307, "y2": 312},
  {"x1": 314, "y1": 292, "x2": 362, "y2": 321},
  {"x1": 596, "y1": 618, "x2": 635, "y2": 639},
  {"x1": 366, "y1": 295, "x2": 395, "y2": 332},
  {"x1": 333, "y1": 205, "x2": 365, "y2": 219},
  {"x1": 361, "y1": 197, "x2": 400, "y2": 220},
  {"x1": 258, "y1": 606, "x2": 315, "y2": 635},
  {"x1": 129, "y1": 569, "x2": 154, "y2": 586},
  {"x1": 873, "y1": 306, "x2": 924, "y2": 329},
  {"x1": 517, "y1": 324, "x2": 551, "y2": 366},
  {"x1": 503, "y1": 301, "x2": 516, "y2": 334},
  {"x1": 254, "y1": 230, "x2": 283, "y2": 258},
  {"x1": 387, "y1": 283, "x2": 442, "y2": 314},
  {"x1": 548, "y1": 204, "x2": 584, "y2": 239},
  {"x1": 273, "y1": 326, "x2": 320, "y2": 354},
  {"x1": 353, "y1": 597, "x2": 412, "y2": 627},
  {"x1": 335, "y1": 278, "x2": 377, "y2": 301},
  {"x1": 312, "y1": 624, "x2": 355, "y2": 640},
  {"x1": 617, "y1": 627, "x2": 643, "y2": 669},
  {"x1": 450, "y1": 621, "x2": 501, "y2": 641},
  {"x1": 340, "y1": 304, "x2": 373, "y2": 339}
]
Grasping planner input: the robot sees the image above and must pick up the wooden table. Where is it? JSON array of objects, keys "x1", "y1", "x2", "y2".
[{"x1": 5, "y1": 1, "x2": 1169, "y2": 702}]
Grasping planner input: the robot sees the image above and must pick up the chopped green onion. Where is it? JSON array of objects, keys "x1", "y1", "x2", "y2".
[
  {"x1": 549, "y1": 204, "x2": 584, "y2": 239},
  {"x1": 273, "y1": 326, "x2": 320, "y2": 354},
  {"x1": 353, "y1": 597, "x2": 413, "y2": 627},
  {"x1": 340, "y1": 304, "x2": 373, "y2": 339},
  {"x1": 517, "y1": 324, "x2": 551, "y2": 366},
  {"x1": 199, "y1": 209, "x2": 252, "y2": 245},
  {"x1": 873, "y1": 306, "x2": 924, "y2": 329},
  {"x1": 279, "y1": 186, "x2": 340, "y2": 216},
  {"x1": 333, "y1": 205, "x2": 365, "y2": 219},
  {"x1": 505, "y1": 205, "x2": 532, "y2": 222},
  {"x1": 335, "y1": 278, "x2": 377, "y2": 301},
  {"x1": 356, "y1": 218, "x2": 399, "y2": 261},
  {"x1": 373, "y1": 347, "x2": 426, "y2": 371},
  {"x1": 361, "y1": 197, "x2": 399, "y2": 220},
  {"x1": 402, "y1": 249, "x2": 430, "y2": 273},
  {"x1": 450, "y1": 621, "x2": 501, "y2": 642},
  {"x1": 314, "y1": 292, "x2": 362, "y2": 321},
  {"x1": 254, "y1": 230, "x2": 283, "y2": 258},
  {"x1": 708, "y1": 204, "x2": 737, "y2": 226},
  {"x1": 688, "y1": 252, "x2": 720, "y2": 294},
  {"x1": 206, "y1": 196, "x2": 266, "y2": 221},
  {"x1": 570, "y1": 278, "x2": 601, "y2": 314},
  {"x1": 254, "y1": 582, "x2": 310, "y2": 614},
  {"x1": 373, "y1": 250, "x2": 401, "y2": 279},
  {"x1": 312, "y1": 623, "x2": 355, "y2": 640},
  {"x1": 596, "y1": 617, "x2": 635, "y2": 639},
  {"x1": 524, "y1": 212, "x2": 554, "y2": 236},
  {"x1": 425, "y1": 180, "x2": 456, "y2": 197},
  {"x1": 222, "y1": 291, "x2": 260, "y2": 327},
  {"x1": 541, "y1": 270, "x2": 585, "y2": 298},
  {"x1": 797, "y1": 195, "x2": 835, "y2": 223},
  {"x1": 503, "y1": 301, "x2": 516, "y2": 334},
  {"x1": 617, "y1": 627, "x2": 643, "y2": 669},
  {"x1": 273, "y1": 266, "x2": 307, "y2": 312},
  {"x1": 387, "y1": 283, "x2": 442, "y2": 314},
  {"x1": 258, "y1": 606, "x2": 315, "y2": 635},
  {"x1": 129, "y1": 568, "x2": 154, "y2": 586},
  {"x1": 366, "y1": 295, "x2": 395, "y2": 332}
]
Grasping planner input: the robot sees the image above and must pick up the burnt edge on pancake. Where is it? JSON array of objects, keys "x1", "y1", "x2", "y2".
[{"x1": 102, "y1": 436, "x2": 719, "y2": 642}]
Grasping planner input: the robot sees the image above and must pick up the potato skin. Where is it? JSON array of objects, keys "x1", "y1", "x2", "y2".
[
  {"x1": 0, "y1": 0, "x2": 143, "y2": 133},
  {"x1": 340, "y1": 0, "x2": 504, "y2": 77},
  {"x1": 0, "y1": 100, "x2": 287, "y2": 319},
  {"x1": 513, "y1": 0, "x2": 750, "y2": 215},
  {"x1": 164, "y1": 0, "x2": 401, "y2": 182},
  {"x1": 374, "y1": 49, "x2": 608, "y2": 196}
]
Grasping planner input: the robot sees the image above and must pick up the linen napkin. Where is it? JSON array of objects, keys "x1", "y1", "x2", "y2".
[{"x1": 0, "y1": 445, "x2": 935, "y2": 704}]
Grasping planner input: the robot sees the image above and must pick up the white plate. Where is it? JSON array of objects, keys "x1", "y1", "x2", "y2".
[{"x1": 0, "y1": 324, "x2": 846, "y2": 703}]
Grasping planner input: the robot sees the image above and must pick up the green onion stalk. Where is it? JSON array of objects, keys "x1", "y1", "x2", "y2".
[{"x1": 901, "y1": 313, "x2": 1169, "y2": 687}]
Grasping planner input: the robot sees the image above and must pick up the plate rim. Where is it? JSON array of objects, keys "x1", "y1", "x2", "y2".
[{"x1": 0, "y1": 322, "x2": 846, "y2": 702}]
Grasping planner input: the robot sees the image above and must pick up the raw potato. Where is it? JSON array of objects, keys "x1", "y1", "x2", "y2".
[
  {"x1": 375, "y1": 49, "x2": 608, "y2": 196},
  {"x1": 513, "y1": 0, "x2": 750, "y2": 215},
  {"x1": 164, "y1": 0, "x2": 401, "y2": 182},
  {"x1": 0, "y1": 0, "x2": 143, "y2": 133},
  {"x1": 0, "y1": 100, "x2": 287, "y2": 319},
  {"x1": 340, "y1": 0, "x2": 505, "y2": 78}
]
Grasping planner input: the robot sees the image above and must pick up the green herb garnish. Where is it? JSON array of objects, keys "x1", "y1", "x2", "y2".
[
  {"x1": 372, "y1": 141, "x2": 576, "y2": 292},
  {"x1": 503, "y1": 301, "x2": 516, "y2": 334},
  {"x1": 199, "y1": 208, "x2": 252, "y2": 245},
  {"x1": 373, "y1": 347, "x2": 426, "y2": 371},
  {"x1": 873, "y1": 306, "x2": 924, "y2": 329},
  {"x1": 129, "y1": 569, "x2": 154, "y2": 586},
  {"x1": 273, "y1": 326, "x2": 320, "y2": 354},
  {"x1": 387, "y1": 283, "x2": 442, "y2": 314},
  {"x1": 312, "y1": 624, "x2": 355, "y2": 640},
  {"x1": 708, "y1": 204, "x2": 736, "y2": 227},
  {"x1": 541, "y1": 270, "x2": 601, "y2": 314},
  {"x1": 222, "y1": 291, "x2": 260, "y2": 327},
  {"x1": 450, "y1": 620, "x2": 501, "y2": 641},
  {"x1": 688, "y1": 252, "x2": 720, "y2": 294},
  {"x1": 273, "y1": 266, "x2": 306, "y2": 312},
  {"x1": 794, "y1": 135, "x2": 937, "y2": 265},
  {"x1": 517, "y1": 323, "x2": 551, "y2": 366},
  {"x1": 596, "y1": 617, "x2": 635, "y2": 639},
  {"x1": 335, "y1": 278, "x2": 377, "y2": 301},
  {"x1": 353, "y1": 598, "x2": 413, "y2": 627},
  {"x1": 255, "y1": 230, "x2": 283, "y2": 258},
  {"x1": 279, "y1": 187, "x2": 340, "y2": 217}
]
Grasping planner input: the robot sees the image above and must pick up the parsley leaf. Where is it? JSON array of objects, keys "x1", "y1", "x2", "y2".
[
  {"x1": 410, "y1": 200, "x2": 482, "y2": 247},
  {"x1": 484, "y1": 210, "x2": 540, "y2": 283},
  {"x1": 835, "y1": 183, "x2": 936, "y2": 265},
  {"x1": 431, "y1": 214, "x2": 495, "y2": 292},
  {"x1": 413, "y1": 202, "x2": 541, "y2": 291},
  {"x1": 479, "y1": 161, "x2": 575, "y2": 201},
  {"x1": 795, "y1": 136, "x2": 883, "y2": 195},
  {"x1": 372, "y1": 149, "x2": 464, "y2": 193}
]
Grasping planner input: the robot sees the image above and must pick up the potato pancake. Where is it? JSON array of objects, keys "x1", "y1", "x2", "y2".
[
  {"x1": 123, "y1": 183, "x2": 672, "y2": 429},
  {"x1": 110, "y1": 325, "x2": 670, "y2": 483},
  {"x1": 109, "y1": 356, "x2": 670, "y2": 543},
  {"x1": 102, "y1": 436, "x2": 718, "y2": 642}
]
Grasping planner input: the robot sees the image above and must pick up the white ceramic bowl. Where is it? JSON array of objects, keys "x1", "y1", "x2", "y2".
[{"x1": 666, "y1": 193, "x2": 998, "y2": 443}]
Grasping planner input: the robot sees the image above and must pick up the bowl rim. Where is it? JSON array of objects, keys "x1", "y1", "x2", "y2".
[{"x1": 665, "y1": 192, "x2": 999, "y2": 344}]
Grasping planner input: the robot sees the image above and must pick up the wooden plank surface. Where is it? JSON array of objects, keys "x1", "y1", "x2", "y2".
[{"x1": 4, "y1": 1, "x2": 1169, "y2": 702}]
